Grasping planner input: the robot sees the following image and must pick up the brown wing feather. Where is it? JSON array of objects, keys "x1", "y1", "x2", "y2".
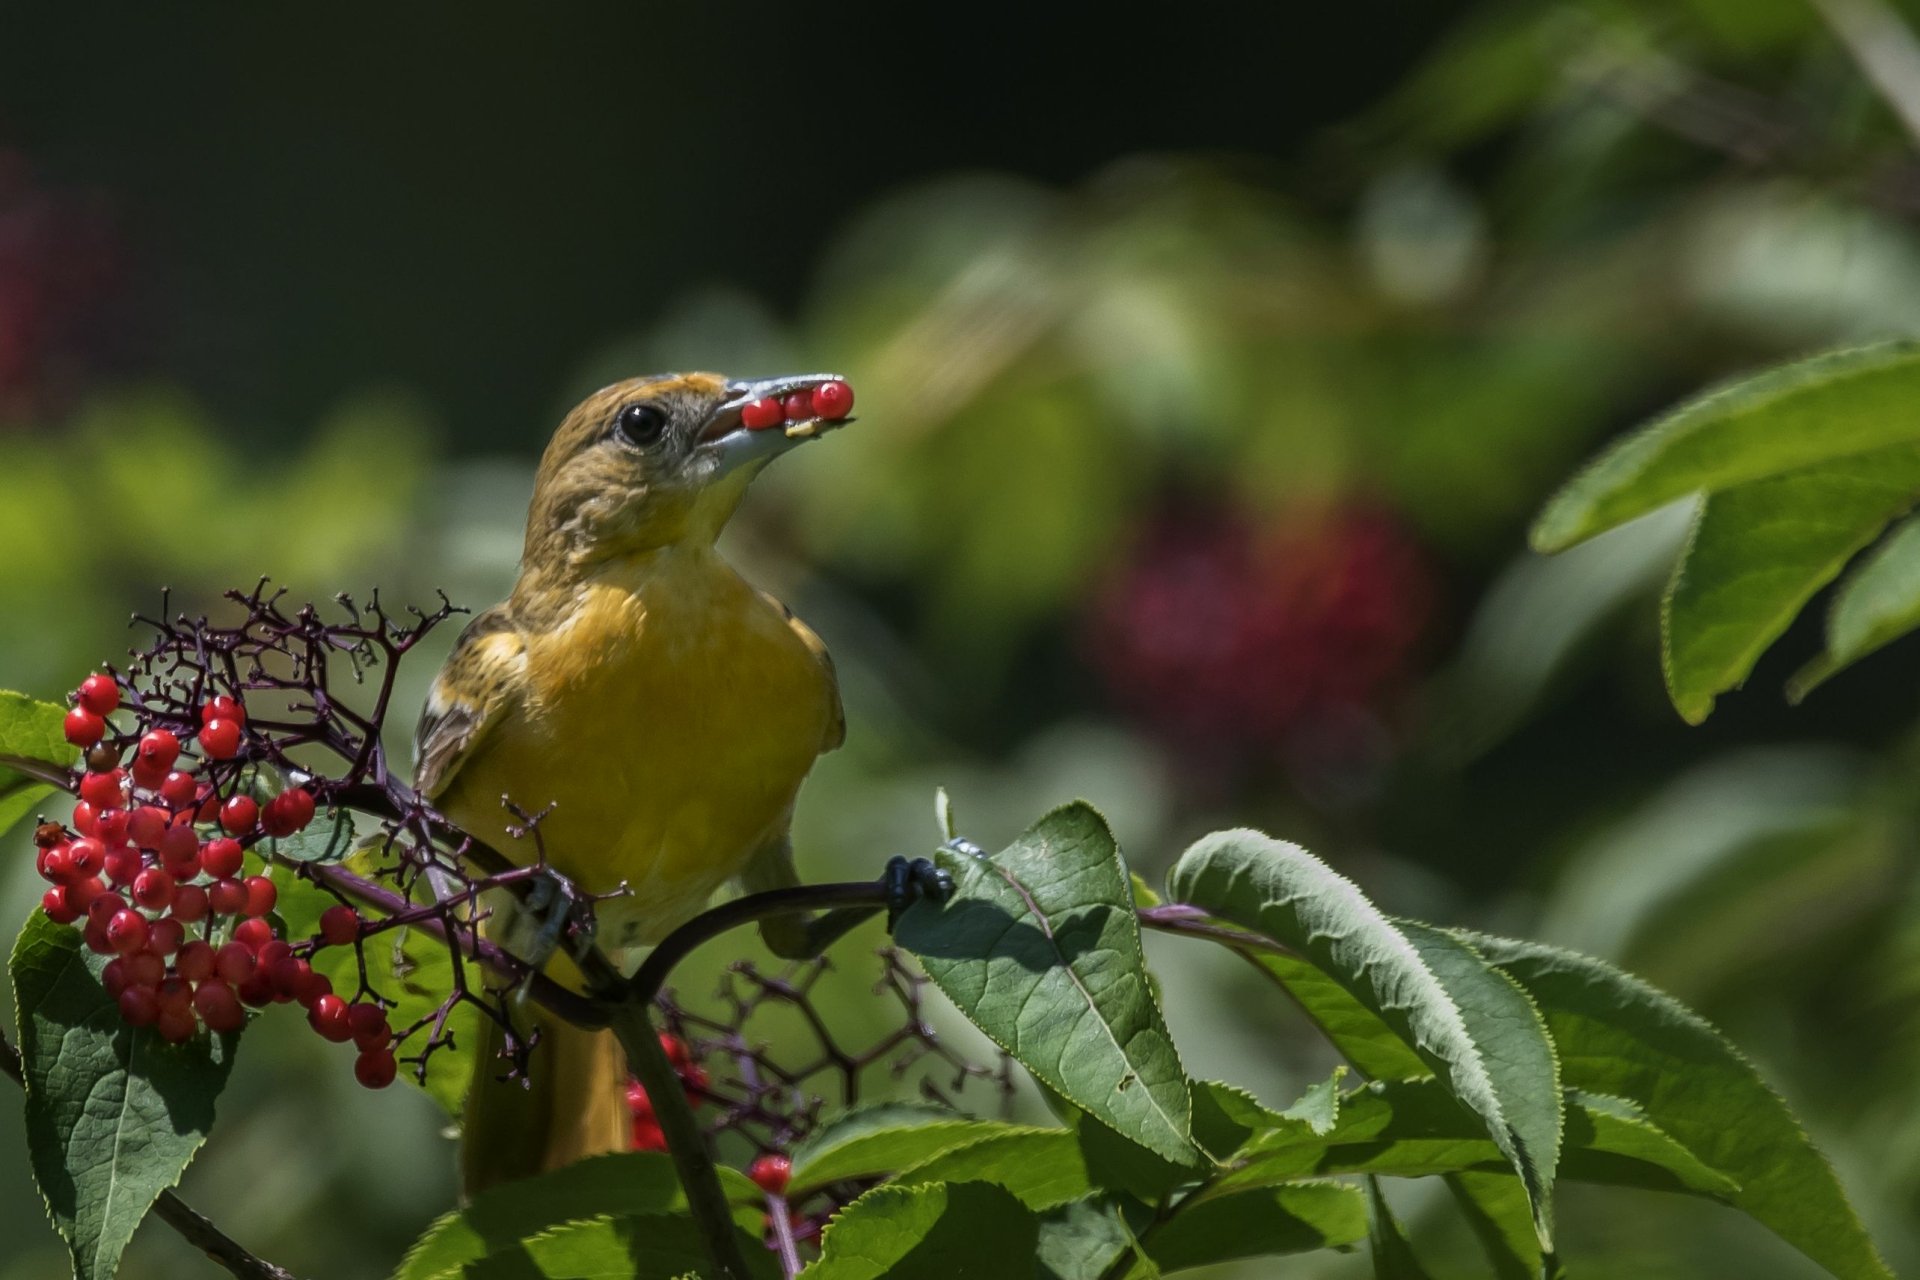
[{"x1": 413, "y1": 606, "x2": 527, "y2": 799}]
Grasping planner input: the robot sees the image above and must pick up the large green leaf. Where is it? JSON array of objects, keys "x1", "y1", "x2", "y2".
[
  {"x1": 394, "y1": 1152, "x2": 762, "y2": 1280},
  {"x1": 1444, "y1": 1173, "x2": 1551, "y2": 1280},
  {"x1": 1791, "y1": 513, "x2": 1920, "y2": 698},
  {"x1": 1167, "y1": 832, "x2": 1563, "y2": 1245},
  {"x1": 1661, "y1": 446, "x2": 1920, "y2": 722},
  {"x1": 895, "y1": 803, "x2": 1199, "y2": 1166},
  {"x1": 895, "y1": 1130, "x2": 1091, "y2": 1210},
  {"x1": 1235, "y1": 949, "x2": 1429, "y2": 1081},
  {"x1": 1462, "y1": 932, "x2": 1892, "y2": 1280},
  {"x1": 788, "y1": 1104, "x2": 1020, "y2": 1197},
  {"x1": 1533, "y1": 341, "x2": 1920, "y2": 552},
  {"x1": 12, "y1": 908, "x2": 239, "y2": 1280},
  {"x1": 460, "y1": 1212, "x2": 775, "y2": 1280},
  {"x1": 803, "y1": 1181, "x2": 1039, "y2": 1279},
  {"x1": 1034, "y1": 1195, "x2": 1149, "y2": 1280},
  {"x1": 0, "y1": 690, "x2": 77, "y2": 838},
  {"x1": 1127, "y1": 1180, "x2": 1367, "y2": 1276}
]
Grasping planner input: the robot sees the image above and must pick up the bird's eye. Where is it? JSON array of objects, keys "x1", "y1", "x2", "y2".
[{"x1": 613, "y1": 403, "x2": 667, "y2": 447}]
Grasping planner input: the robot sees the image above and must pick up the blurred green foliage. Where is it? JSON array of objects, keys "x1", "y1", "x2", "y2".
[{"x1": 10, "y1": 0, "x2": 1920, "y2": 1275}]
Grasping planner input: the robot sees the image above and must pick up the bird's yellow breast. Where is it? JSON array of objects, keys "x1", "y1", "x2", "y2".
[{"x1": 437, "y1": 547, "x2": 837, "y2": 946}]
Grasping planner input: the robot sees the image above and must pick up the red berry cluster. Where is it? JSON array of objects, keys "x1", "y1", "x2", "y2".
[
  {"x1": 1085, "y1": 504, "x2": 1434, "y2": 759},
  {"x1": 740, "y1": 379, "x2": 855, "y2": 432},
  {"x1": 42, "y1": 672, "x2": 396, "y2": 1086},
  {"x1": 624, "y1": 1032, "x2": 712, "y2": 1151}
]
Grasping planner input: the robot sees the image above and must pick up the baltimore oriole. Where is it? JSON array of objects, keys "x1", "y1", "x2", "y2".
[{"x1": 413, "y1": 372, "x2": 859, "y2": 1195}]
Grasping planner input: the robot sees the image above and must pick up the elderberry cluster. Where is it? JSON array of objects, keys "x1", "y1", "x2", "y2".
[{"x1": 37, "y1": 670, "x2": 397, "y2": 1086}]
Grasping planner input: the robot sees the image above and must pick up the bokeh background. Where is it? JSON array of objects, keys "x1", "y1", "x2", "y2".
[{"x1": 5, "y1": 2, "x2": 1920, "y2": 1276}]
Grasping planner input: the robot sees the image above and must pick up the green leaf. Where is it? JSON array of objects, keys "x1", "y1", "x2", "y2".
[
  {"x1": 1215, "y1": 1080, "x2": 1734, "y2": 1200},
  {"x1": 1661, "y1": 446, "x2": 1920, "y2": 722},
  {"x1": 0, "y1": 689, "x2": 77, "y2": 838},
  {"x1": 1167, "y1": 832, "x2": 1563, "y2": 1245},
  {"x1": 1237, "y1": 949, "x2": 1429, "y2": 1081},
  {"x1": 1367, "y1": 1177, "x2": 1436, "y2": 1280},
  {"x1": 461, "y1": 1212, "x2": 775, "y2": 1280},
  {"x1": 1462, "y1": 932, "x2": 1893, "y2": 1280},
  {"x1": 1791, "y1": 513, "x2": 1920, "y2": 698},
  {"x1": 1444, "y1": 1173, "x2": 1549, "y2": 1280},
  {"x1": 1035, "y1": 1195, "x2": 1148, "y2": 1280},
  {"x1": 394, "y1": 1152, "x2": 762, "y2": 1280},
  {"x1": 12, "y1": 908, "x2": 240, "y2": 1280},
  {"x1": 267, "y1": 806, "x2": 355, "y2": 863},
  {"x1": 1132, "y1": 1180, "x2": 1367, "y2": 1275},
  {"x1": 896, "y1": 1130, "x2": 1092, "y2": 1209},
  {"x1": 896, "y1": 803, "x2": 1199, "y2": 1166},
  {"x1": 804, "y1": 1181, "x2": 1039, "y2": 1279},
  {"x1": 1532, "y1": 341, "x2": 1920, "y2": 552},
  {"x1": 788, "y1": 1104, "x2": 1020, "y2": 1197}
]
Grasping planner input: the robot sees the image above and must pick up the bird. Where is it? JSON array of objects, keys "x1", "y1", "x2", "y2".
[{"x1": 412, "y1": 371, "x2": 861, "y2": 1196}]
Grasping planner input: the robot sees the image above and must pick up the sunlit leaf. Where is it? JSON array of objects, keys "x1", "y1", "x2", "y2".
[
  {"x1": 1791, "y1": 513, "x2": 1920, "y2": 698},
  {"x1": 788, "y1": 1103, "x2": 1020, "y2": 1197},
  {"x1": 0, "y1": 689, "x2": 76, "y2": 838},
  {"x1": 804, "y1": 1181, "x2": 1038, "y2": 1279}
]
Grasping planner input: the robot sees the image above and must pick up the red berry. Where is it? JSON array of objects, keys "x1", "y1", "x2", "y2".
[
  {"x1": 83, "y1": 921, "x2": 115, "y2": 954},
  {"x1": 748, "y1": 1154, "x2": 792, "y2": 1196},
  {"x1": 156, "y1": 1007, "x2": 196, "y2": 1043},
  {"x1": 130, "y1": 756, "x2": 168, "y2": 792},
  {"x1": 172, "y1": 883, "x2": 209, "y2": 924},
  {"x1": 102, "y1": 957, "x2": 129, "y2": 998},
  {"x1": 267, "y1": 954, "x2": 309, "y2": 1001},
  {"x1": 681, "y1": 1063, "x2": 710, "y2": 1105},
  {"x1": 158, "y1": 820, "x2": 198, "y2": 866},
  {"x1": 87, "y1": 892, "x2": 127, "y2": 929},
  {"x1": 126, "y1": 950, "x2": 165, "y2": 987},
  {"x1": 156, "y1": 976, "x2": 193, "y2": 1013},
  {"x1": 200, "y1": 837, "x2": 244, "y2": 879},
  {"x1": 197, "y1": 719, "x2": 241, "y2": 760},
  {"x1": 64, "y1": 708, "x2": 105, "y2": 749},
  {"x1": 131, "y1": 867, "x2": 175, "y2": 911},
  {"x1": 70, "y1": 801, "x2": 98, "y2": 836},
  {"x1": 126, "y1": 805, "x2": 167, "y2": 850},
  {"x1": 781, "y1": 390, "x2": 815, "y2": 422},
  {"x1": 106, "y1": 910, "x2": 149, "y2": 954},
  {"x1": 354, "y1": 1048, "x2": 397, "y2": 1089},
  {"x1": 626, "y1": 1080, "x2": 654, "y2": 1119},
  {"x1": 103, "y1": 845, "x2": 143, "y2": 887},
  {"x1": 631, "y1": 1118, "x2": 667, "y2": 1151},
  {"x1": 94, "y1": 807, "x2": 129, "y2": 845},
  {"x1": 659, "y1": 1032, "x2": 690, "y2": 1068},
  {"x1": 67, "y1": 837, "x2": 105, "y2": 878},
  {"x1": 194, "y1": 787, "x2": 220, "y2": 824},
  {"x1": 200, "y1": 695, "x2": 244, "y2": 726},
  {"x1": 135, "y1": 729, "x2": 181, "y2": 772},
  {"x1": 207, "y1": 878, "x2": 248, "y2": 917},
  {"x1": 260, "y1": 788, "x2": 317, "y2": 837},
  {"x1": 118, "y1": 986, "x2": 159, "y2": 1028},
  {"x1": 214, "y1": 942, "x2": 256, "y2": 986},
  {"x1": 78, "y1": 770, "x2": 125, "y2": 809},
  {"x1": 147, "y1": 917, "x2": 184, "y2": 957},
  {"x1": 293, "y1": 967, "x2": 333, "y2": 1007},
  {"x1": 257, "y1": 939, "x2": 293, "y2": 971},
  {"x1": 38, "y1": 843, "x2": 73, "y2": 883},
  {"x1": 218, "y1": 795, "x2": 258, "y2": 836},
  {"x1": 741, "y1": 396, "x2": 786, "y2": 431},
  {"x1": 812, "y1": 380, "x2": 854, "y2": 420},
  {"x1": 66, "y1": 876, "x2": 106, "y2": 913},
  {"x1": 177, "y1": 940, "x2": 217, "y2": 982},
  {"x1": 241, "y1": 875, "x2": 276, "y2": 917},
  {"x1": 308, "y1": 993, "x2": 352, "y2": 1041},
  {"x1": 237, "y1": 972, "x2": 276, "y2": 1007},
  {"x1": 41, "y1": 886, "x2": 79, "y2": 924},
  {"x1": 232, "y1": 917, "x2": 274, "y2": 951},
  {"x1": 194, "y1": 980, "x2": 245, "y2": 1032},
  {"x1": 348, "y1": 1003, "x2": 390, "y2": 1049},
  {"x1": 159, "y1": 770, "x2": 197, "y2": 808},
  {"x1": 76, "y1": 674, "x2": 120, "y2": 716},
  {"x1": 318, "y1": 905, "x2": 360, "y2": 947}
]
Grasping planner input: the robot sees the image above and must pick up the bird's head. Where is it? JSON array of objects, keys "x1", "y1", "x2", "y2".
[{"x1": 522, "y1": 371, "x2": 853, "y2": 569}]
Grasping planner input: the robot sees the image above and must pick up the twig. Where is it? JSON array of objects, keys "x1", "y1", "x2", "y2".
[
  {"x1": 630, "y1": 882, "x2": 890, "y2": 1005},
  {"x1": 0, "y1": 1027, "x2": 302, "y2": 1280}
]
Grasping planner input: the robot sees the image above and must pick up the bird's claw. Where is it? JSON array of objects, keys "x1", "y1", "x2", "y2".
[
  {"x1": 883, "y1": 854, "x2": 955, "y2": 928},
  {"x1": 502, "y1": 868, "x2": 599, "y2": 983}
]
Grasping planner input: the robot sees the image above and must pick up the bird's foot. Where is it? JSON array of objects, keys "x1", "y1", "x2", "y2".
[
  {"x1": 499, "y1": 867, "x2": 600, "y2": 973},
  {"x1": 883, "y1": 854, "x2": 956, "y2": 929}
]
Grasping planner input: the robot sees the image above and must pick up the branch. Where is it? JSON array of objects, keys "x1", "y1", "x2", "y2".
[{"x1": 0, "y1": 1027, "x2": 302, "y2": 1280}]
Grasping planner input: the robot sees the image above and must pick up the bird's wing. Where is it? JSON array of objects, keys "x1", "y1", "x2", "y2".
[
  {"x1": 413, "y1": 606, "x2": 528, "y2": 799},
  {"x1": 772, "y1": 594, "x2": 845, "y2": 753}
]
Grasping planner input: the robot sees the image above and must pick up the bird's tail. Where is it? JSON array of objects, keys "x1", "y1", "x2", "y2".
[{"x1": 460, "y1": 1005, "x2": 627, "y2": 1198}]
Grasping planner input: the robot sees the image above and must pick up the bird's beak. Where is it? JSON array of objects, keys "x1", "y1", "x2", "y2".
[{"x1": 700, "y1": 373, "x2": 855, "y2": 478}]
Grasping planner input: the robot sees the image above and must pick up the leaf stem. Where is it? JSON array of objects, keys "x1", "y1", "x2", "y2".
[{"x1": 0, "y1": 1026, "x2": 303, "y2": 1280}]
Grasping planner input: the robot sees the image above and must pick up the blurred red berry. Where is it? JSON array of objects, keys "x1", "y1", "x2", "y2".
[
  {"x1": 781, "y1": 390, "x2": 815, "y2": 422},
  {"x1": 812, "y1": 380, "x2": 854, "y2": 420},
  {"x1": 214, "y1": 941, "x2": 256, "y2": 986},
  {"x1": 147, "y1": 917, "x2": 183, "y2": 957},
  {"x1": 78, "y1": 770, "x2": 124, "y2": 809},
  {"x1": 748, "y1": 1154, "x2": 791, "y2": 1195},
  {"x1": 118, "y1": 986, "x2": 159, "y2": 1028},
  {"x1": 126, "y1": 950, "x2": 164, "y2": 987},
  {"x1": 172, "y1": 883, "x2": 208, "y2": 923},
  {"x1": 318, "y1": 905, "x2": 360, "y2": 947},
  {"x1": 241, "y1": 875, "x2": 276, "y2": 917},
  {"x1": 232, "y1": 917, "x2": 274, "y2": 951},
  {"x1": 631, "y1": 1118, "x2": 667, "y2": 1151},
  {"x1": 177, "y1": 940, "x2": 216, "y2": 982},
  {"x1": 741, "y1": 396, "x2": 785, "y2": 431},
  {"x1": 626, "y1": 1079, "x2": 654, "y2": 1119},
  {"x1": 206, "y1": 877, "x2": 248, "y2": 917},
  {"x1": 102, "y1": 844, "x2": 141, "y2": 887},
  {"x1": 355, "y1": 1048, "x2": 397, "y2": 1089},
  {"x1": 308, "y1": 993, "x2": 352, "y2": 1041},
  {"x1": 156, "y1": 1008, "x2": 196, "y2": 1043},
  {"x1": 348, "y1": 1003, "x2": 390, "y2": 1050},
  {"x1": 126, "y1": 805, "x2": 167, "y2": 849}
]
